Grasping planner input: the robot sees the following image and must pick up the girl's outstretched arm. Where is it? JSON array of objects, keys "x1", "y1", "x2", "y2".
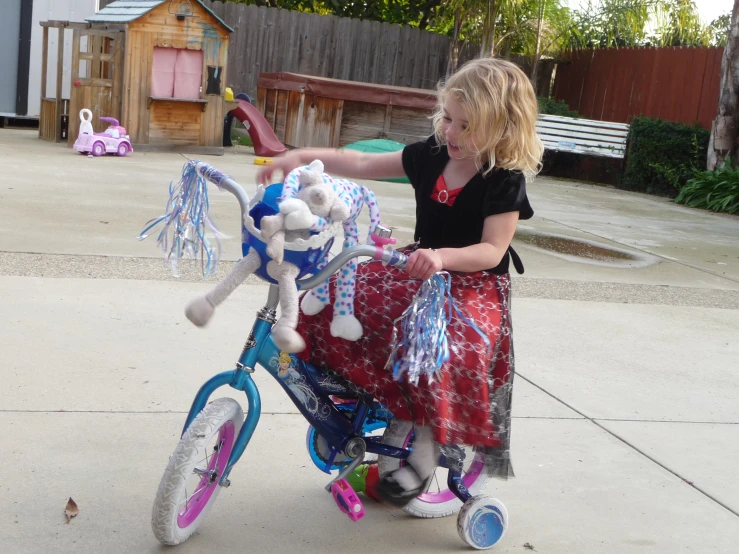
[{"x1": 257, "y1": 148, "x2": 405, "y2": 184}]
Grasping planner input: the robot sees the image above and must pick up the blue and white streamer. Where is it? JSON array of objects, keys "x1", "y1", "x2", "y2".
[
  {"x1": 138, "y1": 160, "x2": 222, "y2": 277},
  {"x1": 386, "y1": 273, "x2": 490, "y2": 386}
]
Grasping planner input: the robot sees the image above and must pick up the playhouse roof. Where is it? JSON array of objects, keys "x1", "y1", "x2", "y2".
[{"x1": 86, "y1": 0, "x2": 233, "y2": 32}]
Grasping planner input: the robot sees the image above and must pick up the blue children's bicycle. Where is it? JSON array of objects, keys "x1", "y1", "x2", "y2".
[{"x1": 148, "y1": 162, "x2": 509, "y2": 550}]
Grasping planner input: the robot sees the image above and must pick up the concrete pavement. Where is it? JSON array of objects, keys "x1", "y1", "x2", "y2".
[{"x1": 1, "y1": 129, "x2": 738, "y2": 553}]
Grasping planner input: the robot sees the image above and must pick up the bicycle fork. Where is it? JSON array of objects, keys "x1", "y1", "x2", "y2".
[{"x1": 181, "y1": 288, "x2": 280, "y2": 485}]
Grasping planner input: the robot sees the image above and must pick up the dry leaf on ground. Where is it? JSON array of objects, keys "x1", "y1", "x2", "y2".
[{"x1": 64, "y1": 498, "x2": 79, "y2": 523}]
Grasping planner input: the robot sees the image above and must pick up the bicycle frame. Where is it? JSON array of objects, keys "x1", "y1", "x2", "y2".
[
  {"x1": 177, "y1": 162, "x2": 471, "y2": 502},
  {"x1": 180, "y1": 284, "x2": 412, "y2": 486}
]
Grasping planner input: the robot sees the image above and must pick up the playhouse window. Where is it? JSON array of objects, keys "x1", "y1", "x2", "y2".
[
  {"x1": 151, "y1": 47, "x2": 203, "y2": 100},
  {"x1": 206, "y1": 66, "x2": 223, "y2": 95}
]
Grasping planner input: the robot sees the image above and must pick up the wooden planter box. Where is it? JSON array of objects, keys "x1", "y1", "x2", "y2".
[{"x1": 257, "y1": 72, "x2": 437, "y2": 148}]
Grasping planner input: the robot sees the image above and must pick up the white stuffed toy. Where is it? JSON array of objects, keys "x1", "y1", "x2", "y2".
[
  {"x1": 184, "y1": 161, "x2": 347, "y2": 353},
  {"x1": 276, "y1": 161, "x2": 385, "y2": 342},
  {"x1": 261, "y1": 162, "x2": 350, "y2": 264}
]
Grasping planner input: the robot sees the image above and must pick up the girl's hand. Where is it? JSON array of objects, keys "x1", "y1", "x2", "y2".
[
  {"x1": 405, "y1": 249, "x2": 443, "y2": 280},
  {"x1": 256, "y1": 151, "x2": 303, "y2": 185}
]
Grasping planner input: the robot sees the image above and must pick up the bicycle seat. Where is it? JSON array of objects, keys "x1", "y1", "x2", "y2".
[{"x1": 242, "y1": 183, "x2": 342, "y2": 284}]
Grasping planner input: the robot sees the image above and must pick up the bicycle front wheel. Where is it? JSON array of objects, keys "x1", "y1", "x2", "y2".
[{"x1": 151, "y1": 398, "x2": 243, "y2": 545}]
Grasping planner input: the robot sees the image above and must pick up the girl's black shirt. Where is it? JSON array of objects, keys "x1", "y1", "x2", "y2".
[{"x1": 402, "y1": 135, "x2": 534, "y2": 274}]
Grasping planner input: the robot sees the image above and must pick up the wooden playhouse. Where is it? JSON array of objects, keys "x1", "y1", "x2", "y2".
[{"x1": 39, "y1": 0, "x2": 232, "y2": 153}]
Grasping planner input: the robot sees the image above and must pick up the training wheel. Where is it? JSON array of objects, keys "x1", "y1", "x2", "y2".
[{"x1": 457, "y1": 496, "x2": 508, "y2": 550}]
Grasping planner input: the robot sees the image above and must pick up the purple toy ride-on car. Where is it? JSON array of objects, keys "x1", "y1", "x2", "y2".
[{"x1": 73, "y1": 109, "x2": 133, "y2": 157}]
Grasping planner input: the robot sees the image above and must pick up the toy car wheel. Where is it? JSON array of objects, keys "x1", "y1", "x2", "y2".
[
  {"x1": 92, "y1": 142, "x2": 106, "y2": 157},
  {"x1": 117, "y1": 142, "x2": 130, "y2": 157},
  {"x1": 457, "y1": 496, "x2": 508, "y2": 550}
]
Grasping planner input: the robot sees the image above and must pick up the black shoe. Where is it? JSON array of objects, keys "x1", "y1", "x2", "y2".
[{"x1": 375, "y1": 465, "x2": 432, "y2": 508}]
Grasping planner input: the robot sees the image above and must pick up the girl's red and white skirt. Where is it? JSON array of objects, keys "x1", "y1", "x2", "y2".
[{"x1": 297, "y1": 259, "x2": 516, "y2": 478}]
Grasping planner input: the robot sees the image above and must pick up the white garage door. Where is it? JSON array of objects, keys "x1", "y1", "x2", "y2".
[{"x1": 0, "y1": 0, "x2": 21, "y2": 115}]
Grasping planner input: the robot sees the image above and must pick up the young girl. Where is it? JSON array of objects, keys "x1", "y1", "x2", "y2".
[{"x1": 258, "y1": 58, "x2": 543, "y2": 505}]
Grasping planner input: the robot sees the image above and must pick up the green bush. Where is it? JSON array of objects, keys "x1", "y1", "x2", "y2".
[
  {"x1": 676, "y1": 158, "x2": 739, "y2": 214},
  {"x1": 621, "y1": 117, "x2": 709, "y2": 197},
  {"x1": 538, "y1": 97, "x2": 582, "y2": 118}
]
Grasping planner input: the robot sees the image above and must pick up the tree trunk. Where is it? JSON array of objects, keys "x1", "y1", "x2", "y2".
[
  {"x1": 480, "y1": 0, "x2": 497, "y2": 57},
  {"x1": 530, "y1": 0, "x2": 546, "y2": 95},
  {"x1": 708, "y1": 0, "x2": 739, "y2": 170},
  {"x1": 447, "y1": 8, "x2": 463, "y2": 76}
]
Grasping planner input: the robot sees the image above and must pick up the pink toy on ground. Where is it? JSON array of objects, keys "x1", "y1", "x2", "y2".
[{"x1": 73, "y1": 109, "x2": 133, "y2": 157}]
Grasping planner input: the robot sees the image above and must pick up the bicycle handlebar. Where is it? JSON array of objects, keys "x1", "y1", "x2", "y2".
[
  {"x1": 190, "y1": 162, "x2": 409, "y2": 287},
  {"x1": 296, "y1": 245, "x2": 408, "y2": 290}
]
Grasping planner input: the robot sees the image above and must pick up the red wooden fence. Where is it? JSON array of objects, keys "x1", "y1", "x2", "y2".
[{"x1": 552, "y1": 47, "x2": 723, "y2": 129}]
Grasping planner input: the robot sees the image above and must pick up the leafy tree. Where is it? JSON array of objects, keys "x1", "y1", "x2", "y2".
[
  {"x1": 708, "y1": 13, "x2": 731, "y2": 47},
  {"x1": 650, "y1": 0, "x2": 712, "y2": 46},
  {"x1": 568, "y1": 0, "x2": 655, "y2": 48},
  {"x1": 227, "y1": 0, "x2": 442, "y2": 28}
]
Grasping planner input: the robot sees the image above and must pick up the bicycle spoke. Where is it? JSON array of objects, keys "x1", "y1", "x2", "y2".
[
  {"x1": 203, "y1": 442, "x2": 211, "y2": 469},
  {"x1": 179, "y1": 439, "x2": 219, "y2": 515},
  {"x1": 431, "y1": 470, "x2": 442, "y2": 494},
  {"x1": 180, "y1": 480, "x2": 209, "y2": 512}
]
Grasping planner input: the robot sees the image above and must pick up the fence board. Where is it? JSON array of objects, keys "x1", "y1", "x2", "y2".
[
  {"x1": 554, "y1": 47, "x2": 723, "y2": 129},
  {"x1": 698, "y1": 48, "x2": 723, "y2": 128},
  {"x1": 202, "y1": 1, "x2": 454, "y2": 98}
]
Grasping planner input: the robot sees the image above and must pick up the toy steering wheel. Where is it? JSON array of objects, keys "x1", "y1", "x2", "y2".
[{"x1": 79, "y1": 109, "x2": 94, "y2": 135}]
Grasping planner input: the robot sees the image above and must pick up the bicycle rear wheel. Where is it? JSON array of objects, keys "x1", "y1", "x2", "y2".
[
  {"x1": 377, "y1": 419, "x2": 492, "y2": 518},
  {"x1": 151, "y1": 398, "x2": 243, "y2": 545}
]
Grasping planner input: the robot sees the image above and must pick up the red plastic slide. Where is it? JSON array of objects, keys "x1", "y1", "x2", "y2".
[{"x1": 229, "y1": 99, "x2": 287, "y2": 157}]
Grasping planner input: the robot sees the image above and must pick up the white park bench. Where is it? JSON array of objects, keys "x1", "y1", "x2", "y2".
[{"x1": 536, "y1": 114, "x2": 630, "y2": 159}]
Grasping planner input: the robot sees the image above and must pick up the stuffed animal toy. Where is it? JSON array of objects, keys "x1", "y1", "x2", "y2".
[
  {"x1": 275, "y1": 161, "x2": 385, "y2": 342},
  {"x1": 184, "y1": 162, "x2": 346, "y2": 353},
  {"x1": 260, "y1": 161, "x2": 351, "y2": 264}
]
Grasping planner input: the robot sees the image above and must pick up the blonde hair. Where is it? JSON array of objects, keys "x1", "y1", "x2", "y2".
[
  {"x1": 279, "y1": 352, "x2": 291, "y2": 364},
  {"x1": 432, "y1": 58, "x2": 544, "y2": 178}
]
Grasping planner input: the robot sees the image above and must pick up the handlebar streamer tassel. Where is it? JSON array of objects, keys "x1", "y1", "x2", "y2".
[
  {"x1": 385, "y1": 273, "x2": 490, "y2": 386},
  {"x1": 138, "y1": 160, "x2": 223, "y2": 277}
]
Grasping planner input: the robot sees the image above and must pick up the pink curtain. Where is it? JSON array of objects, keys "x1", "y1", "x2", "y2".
[
  {"x1": 151, "y1": 47, "x2": 177, "y2": 97},
  {"x1": 173, "y1": 49, "x2": 203, "y2": 99},
  {"x1": 151, "y1": 47, "x2": 203, "y2": 99}
]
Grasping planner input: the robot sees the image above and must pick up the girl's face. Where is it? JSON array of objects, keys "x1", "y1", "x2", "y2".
[{"x1": 441, "y1": 96, "x2": 479, "y2": 161}]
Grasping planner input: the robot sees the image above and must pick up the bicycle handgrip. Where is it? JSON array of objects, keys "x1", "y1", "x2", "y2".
[
  {"x1": 376, "y1": 247, "x2": 408, "y2": 270},
  {"x1": 195, "y1": 161, "x2": 231, "y2": 188},
  {"x1": 192, "y1": 161, "x2": 250, "y2": 218}
]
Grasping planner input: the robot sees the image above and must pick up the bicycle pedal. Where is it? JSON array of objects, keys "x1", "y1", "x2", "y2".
[{"x1": 330, "y1": 478, "x2": 365, "y2": 522}]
